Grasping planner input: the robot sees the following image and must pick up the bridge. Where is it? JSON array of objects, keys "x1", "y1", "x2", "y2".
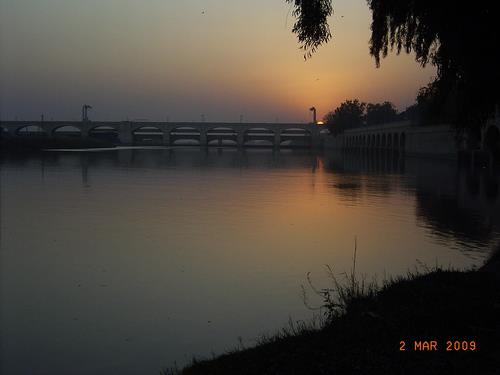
[
  {"x1": 326, "y1": 121, "x2": 461, "y2": 158},
  {"x1": 325, "y1": 118, "x2": 500, "y2": 160},
  {"x1": 0, "y1": 121, "x2": 321, "y2": 148}
]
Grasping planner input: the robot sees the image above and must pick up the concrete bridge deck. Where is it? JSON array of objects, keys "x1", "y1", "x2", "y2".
[{"x1": 0, "y1": 121, "x2": 321, "y2": 147}]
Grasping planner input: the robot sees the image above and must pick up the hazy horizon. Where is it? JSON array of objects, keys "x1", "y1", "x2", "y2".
[{"x1": 0, "y1": 0, "x2": 435, "y2": 122}]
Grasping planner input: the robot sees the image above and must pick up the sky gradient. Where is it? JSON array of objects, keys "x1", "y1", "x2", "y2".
[{"x1": 0, "y1": 0, "x2": 436, "y2": 122}]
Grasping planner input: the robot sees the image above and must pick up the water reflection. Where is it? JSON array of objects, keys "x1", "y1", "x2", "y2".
[
  {"x1": 2, "y1": 147, "x2": 499, "y2": 252},
  {"x1": 413, "y1": 159, "x2": 500, "y2": 250},
  {"x1": 323, "y1": 150, "x2": 500, "y2": 254}
]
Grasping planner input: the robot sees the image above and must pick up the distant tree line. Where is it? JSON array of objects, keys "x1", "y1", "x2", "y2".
[
  {"x1": 324, "y1": 99, "x2": 399, "y2": 135},
  {"x1": 286, "y1": 0, "x2": 500, "y2": 139}
]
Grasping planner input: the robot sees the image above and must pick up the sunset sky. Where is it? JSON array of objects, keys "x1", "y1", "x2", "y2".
[{"x1": 0, "y1": 0, "x2": 436, "y2": 122}]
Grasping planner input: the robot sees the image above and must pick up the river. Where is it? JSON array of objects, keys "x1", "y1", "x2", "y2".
[{"x1": 1, "y1": 147, "x2": 499, "y2": 374}]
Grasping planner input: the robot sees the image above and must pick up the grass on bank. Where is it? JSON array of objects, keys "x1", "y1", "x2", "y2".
[{"x1": 162, "y1": 248, "x2": 500, "y2": 375}]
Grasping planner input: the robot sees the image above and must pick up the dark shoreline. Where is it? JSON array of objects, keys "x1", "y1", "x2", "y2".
[{"x1": 167, "y1": 252, "x2": 500, "y2": 375}]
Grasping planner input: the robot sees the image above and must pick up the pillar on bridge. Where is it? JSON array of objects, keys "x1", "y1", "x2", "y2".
[
  {"x1": 274, "y1": 132, "x2": 281, "y2": 148},
  {"x1": 237, "y1": 131, "x2": 245, "y2": 147},
  {"x1": 79, "y1": 123, "x2": 91, "y2": 140},
  {"x1": 162, "y1": 131, "x2": 170, "y2": 146},
  {"x1": 199, "y1": 130, "x2": 208, "y2": 146},
  {"x1": 119, "y1": 122, "x2": 133, "y2": 145},
  {"x1": 40, "y1": 122, "x2": 48, "y2": 137},
  {"x1": 43, "y1": 124, "x2": 56, "y2": 139}
]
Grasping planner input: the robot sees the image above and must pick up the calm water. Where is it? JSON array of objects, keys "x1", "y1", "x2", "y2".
[{"x1": 1, "y1": 147, "x2": 499, "y2": 374}]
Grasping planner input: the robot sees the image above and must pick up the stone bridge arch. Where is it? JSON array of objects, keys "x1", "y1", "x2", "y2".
[
  {"x1": 15, "y1": 124, "x2": 46, "y2": 136},
  {"x1": 207, "y1": 127, "x2": 238, "y2": 146},
  {"x1": 132, "y1": 125, "x2": 164, "y2": 145},
  {"x1": 400, "y1": 132, "x2": 406, "y2": 151},
  {"x1": 243, "y1": 127, "x2": 275, "y2": 146},
  {"x1": 131, "y1": 124, "x2": 163, "y2": 134},
  {"x1": 0, "y1": 125, "x2": 8, "y2": 138},
  {"x1": 484, "y1": 125, "x2": 500, "y2": 160},
  {"x1": 89, "y1": 124, "x2": 119, "y2": 133},
  {"x1": 280, "y1": 127, "x2": 312, "y2": 147},
  {"x1": 393, "y1": 133, "x2": 399, "y2": 150},
  {"x1": 52, "y1": 125, "x2": 82, "y2": 137},
  {"x1": 170, "y1": 126, "x2": 201, "y2": 145},
  {"x1": 88, "y1": 125, "x2": 119, "y2": 142}
]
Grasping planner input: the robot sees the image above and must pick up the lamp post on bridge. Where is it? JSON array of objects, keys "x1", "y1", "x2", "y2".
[
  {"x1": 82, "y1": 104, "x2": 92, "y2": 122},
  {"x1": 309, "y1": 106, "x2": 317, "y2": 124}
]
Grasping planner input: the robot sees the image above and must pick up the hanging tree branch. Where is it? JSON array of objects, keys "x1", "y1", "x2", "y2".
[{"x1": 286, "y1": 0, "x2": 333, "y2": 59}]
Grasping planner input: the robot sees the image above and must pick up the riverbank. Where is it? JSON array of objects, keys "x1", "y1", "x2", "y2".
[{"x1": 168, "y1": 258, "x2": 500, "y2": 374}]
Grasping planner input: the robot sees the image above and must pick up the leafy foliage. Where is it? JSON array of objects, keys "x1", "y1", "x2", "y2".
[
  {"x1": 367, "y1": 1, "x2": 500, "y2": 130},
  {"x1": 324, "y1": 99, "x2": 399, "y2": 134}
]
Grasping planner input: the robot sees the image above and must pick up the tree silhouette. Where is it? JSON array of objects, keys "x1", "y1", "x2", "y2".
[
  {"x1": 366, "y1": 102, "x2": 397, "y2": 126},
  {"x1": 324, "y1": 99, "x2": 365, "y2": 135},
  {"x1": 287, "y1": 1, "x2": 500, "y2": 132}
]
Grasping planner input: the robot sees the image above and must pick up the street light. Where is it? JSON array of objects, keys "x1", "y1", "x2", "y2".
[
  {"x1": 82, "y1": 104, "x2": 92, "y2": 122},
  {"x1": 309, "y1": 107, "x2": 317, "y2": 124}
]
